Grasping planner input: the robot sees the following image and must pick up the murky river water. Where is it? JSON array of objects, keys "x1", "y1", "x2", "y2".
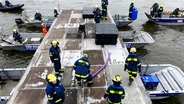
[{"x1": 0, "y1": 0, "x2": 184, "y2": 103}]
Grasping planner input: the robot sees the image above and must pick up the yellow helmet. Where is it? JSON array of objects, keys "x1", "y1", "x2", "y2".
[
  {"x1": 36, "y1": 10, "x2": 39, "y2": 13},
  {"x1": 95, "y1": 5, "x2": 98, "y2": 8},
  {"x1": 52, "y1": 40, "x2": 58, "y2": 45},
  {"x1": 54, "y1": 7, "x2": 58, "y2": 10},
  {"x1": 47, "y1": 74, "x2": 57, "y2": 82},
  {"x1": 13, "y1": 29, "x2": 17, "y2": 32},
  {"x1": 131, "y1": 0, "x2": 134, "y2": 3},
  {"x1": 130, "y1": 47, "x2": 137, "y2": 53},
  {"x1": 112, "y1": 75, "x2": 122, "y2": 82},
  {"x1": 160, "y1": 5, "x2": 163, "y2": 7},
  {"x1": 155, "y1": 1, "x2": 157, "y2": 3},
  {"x1": 83, "y1": 54, "x2": 88, "y2": 58},
  {"x1": 41, "y1": 23, "x2": 45, "y2": 26}
]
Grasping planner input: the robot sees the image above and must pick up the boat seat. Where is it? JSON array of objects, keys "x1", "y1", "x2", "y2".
[
  {"x1": 168, "y1": 70, "x2": 184, "y2": 90},
  {"x1": 156, "y1": 74, "x2": 172, "y2": 92},
  {"x1": 161, "y1": 71, "x2": 181, "y2": 90}
]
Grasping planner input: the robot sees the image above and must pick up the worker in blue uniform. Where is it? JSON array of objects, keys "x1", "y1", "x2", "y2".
[
  {"x1": 54, "y1": 8, "x2": 59, "y2": 18},
  {"x1": 93, "y1": 5, "x2": 101, "y2": 23},
  {"x1": 45, "y1": 74, "x2": 65, "y2": 104},
  {"x1": 73, "y1": 54, "x2": 93, "y2": 86},
  {"x1": 171, "y1": 7, "x2": 181, "y2": 17},
  {"x1": 101, "y1": 0, "x2": 108, "y2": 20},
  {"x1": 13, "y1": 29, "x2": 23, "y2": 44},
  {"x1": 157, "y1": 5, "x2": 163, "y2": 18},
  {"x1": 35, "y1": 10, "x2": 42, "y2": 21},
  {"x1": 5, "y1": 0, "x2": 12, "y2": 7},
  {"x1": 150, "y1": 1, "x2": 159, "y2": 17},
  {"x1": 128, "y1": 1, "x2": 136, "y2": 20},
  {"x1": 104, "y1": 75, "x2": 125, "y2": 104},
  {"x1": 124, "y1": 47, "x2": 141, "y2": 85},
  {"x1": 49, "y1": 40, "x2": 63, "y2": 77}
]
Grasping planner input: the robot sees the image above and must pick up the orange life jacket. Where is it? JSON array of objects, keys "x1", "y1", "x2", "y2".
[{"x1": 42, "y1": 26, "x2": 48, "y2": 37}]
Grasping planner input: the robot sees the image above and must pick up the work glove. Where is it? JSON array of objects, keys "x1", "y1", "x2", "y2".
[{"x1": 124, "y1": 65, "x2": 127, "y2": 71}]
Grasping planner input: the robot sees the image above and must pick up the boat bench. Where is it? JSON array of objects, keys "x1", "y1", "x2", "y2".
[
  {"x1": 156, "y1": 74, "x2": 172, "y2": 92},
  {"x1": 168, "y1": 70, "x2": 184, "y2": 90},
  {"x1": 161, "y1": 71, "x2": 181, "y2": 90}
]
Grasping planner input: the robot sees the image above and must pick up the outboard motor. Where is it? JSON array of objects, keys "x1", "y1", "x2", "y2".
[{"x1": 15, "y1": 18, "x2": 23, "y2": 24}]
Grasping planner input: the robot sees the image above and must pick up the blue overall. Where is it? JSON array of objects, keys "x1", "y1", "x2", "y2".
[
  {"x1": 49, "y1": 45, "x2": 62, "y2": 76},
  {"x1": 124, "y1": 53, "x2": 141, "y2": 81},
  {"x1": 54, "y1": 10, "x2": 59, "y2": 17},
  {"x1": 45, "y1": 79, "x2": 65, "y2": 104},
  {"x1": 74, "y1": 57, "x2": 93, "y2": 85},
  {"x1": 93, "y1": 8, "x2": 101, "y2": 23},
  {"x1": 157, "y1": 7, "x2": 163, "y2": 17},
  {"x1": 35, "y1": 12, "x2": 42, "y2": 21},
  {"x1": 5, "y1": 0, "x2": 12, "y2": 7},
  {"x1": 129, "y1": 3, "x2": 135, "y2": 20},
  {"x1": 101, "y1": 0, "x2": 108, "y2": 20},
  {"x1": 13, "y1": 32, "x2": 23, "y2": 43},
  {"x1": 104, "y1": 84, "x2": 125, "y2": 104},
  {"x1": 150, "y1": 3, "x2": 159, "y2": 16}
]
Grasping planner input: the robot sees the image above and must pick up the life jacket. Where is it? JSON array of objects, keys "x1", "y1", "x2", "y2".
[{"x1": 42, "y1": 26, "x2": 48, "y2": 37}]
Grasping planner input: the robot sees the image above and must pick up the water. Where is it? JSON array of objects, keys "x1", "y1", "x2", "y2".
[{"x1": 0, "y1": 0, "x2": 184, "y2": 104}]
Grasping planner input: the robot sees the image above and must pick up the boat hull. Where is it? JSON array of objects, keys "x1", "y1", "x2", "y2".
[
  {"x1": 145, "y1": 12, "x2": 184, "y2": 25},
  {"x1": 0, "y1": 4, "x2": 24, "y2": 11}
]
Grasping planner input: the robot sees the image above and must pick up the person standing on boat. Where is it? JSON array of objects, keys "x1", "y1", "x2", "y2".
[
  {"x1": 73, "y1": 54, "x2": 93, "y2": 86},
  {"x1": 41, "y1": 23, "x2": 48, "y2": 37},
  {"x1": 128, "y1": 1, "x2": 136, "y2": 20},
  {"x1": 101, "y1": 0, "x2": 108, "y2": 20},
  {"x1": 5, "y1": 0, "x2": 12, "y2": 7},
  {"x1": 157, "y1": 5, "x2": 163, "y2": 18},
  {"x1": 13, "y1": 29, "x2": 23, "y2": 44},
  {"x1": 93, "y1": 5, "x2": 101, "y2": 23},
  {"x1": 150, "y1": 1, "x2": 159, "y2": 17},
  {"x1": 104, "y1": 75, "x2": 125, "y2": 104},
  {"x1": 54, "y1": 8, "x2": 59, "y2": 18},
  {"x1": 49, "y1": 40, "x2": 63, "y2": 77},
  {"x1": 45, "y1": 74, "x2": 65, "y2": 104},
  {"x1": 35, "y1": 10, "x2": 42, "y2": 21},
  {"x1": 124, "y1": 47, "x2": 141, "y2": 85}
]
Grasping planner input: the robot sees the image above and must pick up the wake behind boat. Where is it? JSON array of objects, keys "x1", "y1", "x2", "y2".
[
  {"x1": 145, "y1": 12, "x2": 184, "y2": 25},
  {"x1": 0, "y1": 4, "x2": 24, "y2": 11},
  {"x1": 141, "y1": 64, "x2": 184, "y2": 99}
]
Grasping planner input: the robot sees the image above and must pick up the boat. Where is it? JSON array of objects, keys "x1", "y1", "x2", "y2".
[
  {"x1": 0, "y1": 31, "x2": 43, "y2": 51},
  {"x1": 141, "y1": 64, "x2": 184, "y2": 99},
  {"x1": 15, "y1": 10, "x2": 54, "y2": 28},
  {"x1": 112, "y1": 15, "x2": 133, "y2": 28},
  {"x1": 145, "y1": 12, "x2": 184, "y2": 25},
  {"x1": 119, "y1": 30, "x2": 155, "y2": 48},
  {"x1": 0, "y1": 4, "x2": 24, "y2": 11},
  {"x1": 0, "y1": 68, "x2": 26, "y2": 103}
]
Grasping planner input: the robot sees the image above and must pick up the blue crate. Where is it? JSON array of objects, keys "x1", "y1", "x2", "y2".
[
  {"x1": 141, "y1": 75, "x2": 159, "y2": 90},
  {"x1": 132, "y1": 9, "x2": 138, "y2": 20}
]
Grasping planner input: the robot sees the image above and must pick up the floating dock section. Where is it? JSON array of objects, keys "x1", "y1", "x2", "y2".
[{"x1": 7, "y1": 9, "x2": 152, "y2": 104}]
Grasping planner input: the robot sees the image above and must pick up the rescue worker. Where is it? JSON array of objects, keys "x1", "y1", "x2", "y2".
[
  {"x1": 128, "y1": 1, "x2": 136, "y2": 20},
  {"x1": 150, "y1": 1, "x2": 159, "y2": 17},
  {"x1": 73, "y1": 54, "x2": 93, "y2": 86},
  {"x1": 124, "y1": 47, "x2": 141, "y2": 85},
  {"x1": 49, "y1": 40, "x2": 63, "y2": 77},
  {"x1": 93, "y1": 5, "x2": 101, "y2": 23},
  {"x1": 13, "y1": 29, "x2": 23, "y2": 44},
  {"x1": 104, "y1": 75, "x2": 125, "y2": 104},
  {"x1": 45, "y1": 74, "x2": 65, "y2": 104},
  {"x1": 35, "y1": 10, "x2": 42, "y2": 21},
  {"x1": 0, "y1": 1, "x2": 4, "y2": 8},
  {"x1": 41, "y1": 23, "x2": 48, "y2": 37},
  {"x1": 5, "y1": 0, "x2": 12, "y2": 7},
  {"x1": 54, "y1": 8, "x2": 59, "y2": 18},
  {"x1": 171, "y1": 7, "x2": 181, "y2": 17},
  {"x1": 157, "y1": 5, "x2": 163, "y2": 18},
  {"x1": 101, "y1": 0, "x2": 108, "y2": 20}
]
